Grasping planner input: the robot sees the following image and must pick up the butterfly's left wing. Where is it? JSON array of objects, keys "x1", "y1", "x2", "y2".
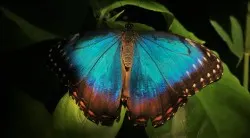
[
  {"x1": 126, "y1": 32, "x2": 223, "y2": 127},
  {"x1": 47, "y1": 32, "x2": 123, "y2": 125}
]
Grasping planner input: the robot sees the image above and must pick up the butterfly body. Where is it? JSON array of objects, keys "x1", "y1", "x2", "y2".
[
  {"x1": 47, "y1": 23, "x2": 223, "y2": 127},
  {"x1": 121, "y1": 24, "x2": 137, "y2": 70},
  {"x1": 121, "y1": 32, "x2": 136, "y2": 69}
]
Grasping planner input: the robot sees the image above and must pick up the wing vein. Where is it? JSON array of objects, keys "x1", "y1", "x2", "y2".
[
  {"x1": 75, "y1": 36, "x2": 121, "y2": 85},
  {"x1": 74, "y1": 34, "x2": 118, "y2": 50},
  {"x1": 137, "y1": 37, "x2": 176, "y2": 92},
  {"x1": 82, "y1": 36, "x2": 121, "y2": 111},
  {"x1": 140, "y1": 35, "x2": 191, "y2": 56}
]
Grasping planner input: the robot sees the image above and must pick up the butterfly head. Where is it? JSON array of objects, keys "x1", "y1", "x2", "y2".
[{"x1": 125, "y1": 23, "x2": 134, "y2": 31}]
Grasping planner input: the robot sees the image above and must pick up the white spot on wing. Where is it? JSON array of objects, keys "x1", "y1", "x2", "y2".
[
  {"x1": 186, "y1": 71, "x2": 191, "y2": 78},
  {"x1": 210, "y1": 78, "x2": 214, "y2": 83},
  {"x1": 217, "y1": 64, "x2": 220, "y2": 69},
  {"x1": 203, "y1": 57, "x2": 207, "y2": 61},
  {"x1": 217, "y1": 59, "x2": 220, "y2": 63},
  {"x1": 200, "y1": 78, "x2": 204, "y2": 82},
  {"x1": 213, "y1": 69, "x2": 216, "y2": 73},
  {"x1": 192, "y1": 64, "x2": 197, "y2": 69},
  {"x1": 49, "y1": 49, "x2": 52, "y2": 52},
  {"x1": 192, "y1": 83, "x2": 196, "y2": 87},
  {"x1": 207, "y1": 52, "x2": 211, "y2": 57},
  {"x1": 207, "y1": 73, "x2": 211, "y2": 77},
  {"x1": 198, "y1": 58, "x2": 203, "y2": 65}
]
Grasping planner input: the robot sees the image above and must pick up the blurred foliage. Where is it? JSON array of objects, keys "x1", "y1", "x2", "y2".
[
  {"x1": 0, "y1": 7, "x2": 59, "y2": 51},
  {"x1": 210, "y1": 2, "x2": 249, "y2": 90},
  {"x1": 246, "y1": 3, "x2": 250, "y2": 53},
  {"x1": 3, "y1": 0, "x2": 250, "y2": 138},
  {"x1": 146, "y1": 57, "x2": 250, "y2": 138},
  {"x1": 8, "y1": 89, "x2": 54, "y2": 138},
  {"x1": 98, "y1": 0, "x2": 205, "y2": 44},
  {"x1": 210, "y1": 16, "x2": 244, "y2": 64},
  {"x1": 53, "y1": 92, "x2": 126, "y2": 138}
]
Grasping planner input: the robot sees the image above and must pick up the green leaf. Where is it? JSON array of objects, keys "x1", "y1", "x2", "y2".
[
  {"x1": 146, "y1": 53, "x2": 250, "y2": 138},
  {"x1": 230, "y1": 16, "x2": 244, "y2": 63},
  {"x1": 210, "y1": 19, "x2": 233, "y2": 48},
  {"x1": 100, "y1": 0, "x2": 173, "y2": 17},
  {"x1": 1, "y1": 14, "x2": 33, "y2": 52},
  {"x1": 53, "y1": 92, "x2": 126, "y2": 138},
  {"x1": 108, "y1": 10, "x2": 125, "y2": 22},
  {"x1": 1, "y1": 7, "x2": 59, "y2": 51},
  {"x1": 106, "y1": 21, "x2": 155, "y2": 31},
  {"x1": 210, "y1": 19, "x2": 236, "y2": 53},
  {"x1": 90, "y1": 0, "x2": 117, "y2": 18},
  {"x1": 169, "y1": 19, "x2": 205, "y2": 44},
  {"x1": 98, "y1": 0, "x2": 174, "y2": 28},
  {"x1": 210, "y1": 16, "x2": 244, "y2": 64},
  {"x1": 8, "y1": 89, "x2": 54, "y2": 138}
]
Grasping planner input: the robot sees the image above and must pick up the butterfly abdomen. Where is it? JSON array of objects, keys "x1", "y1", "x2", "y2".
[{"x1": 121, "y1": 31, "x2": 136, "y2": 70}]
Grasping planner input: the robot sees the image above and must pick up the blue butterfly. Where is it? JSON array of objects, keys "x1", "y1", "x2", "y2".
[{"x1": 47, "y1": 23, "x2": 223, "y2": 127}]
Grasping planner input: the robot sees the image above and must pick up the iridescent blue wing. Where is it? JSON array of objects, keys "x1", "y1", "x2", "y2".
[
  {"x1": 47, "y1": 32, "x2": 123, "y2": 125},
  {"x1": 126, "y1": 32, "x2": 223, "y2": 127}
]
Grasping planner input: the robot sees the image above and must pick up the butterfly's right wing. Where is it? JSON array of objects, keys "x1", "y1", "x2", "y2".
[
  {"x1": 126, "y1": 32, "x2": 223, "y2": 127},
  {"x1": 47, "y1": 32, "x2": 124, "y2": 125}
]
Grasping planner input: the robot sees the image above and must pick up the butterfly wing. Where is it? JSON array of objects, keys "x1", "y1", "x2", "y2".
[
  {"x1": 126, "y1": 32, "x2": 223, "y2": 127},
  {"x1": 48, "y1": 32, "x2": 123, "y2": 125}
]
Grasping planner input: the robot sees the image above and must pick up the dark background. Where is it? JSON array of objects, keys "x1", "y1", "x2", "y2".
[{"x1": 2, "y1": 0, "x2": 249, "y2": 138}]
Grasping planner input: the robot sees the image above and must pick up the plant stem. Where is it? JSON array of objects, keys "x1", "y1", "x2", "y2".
[
  {"x1": 243, "y1": 2, "x2": 250, "y2": 90},
  {"x1": 243, "y1": 53, "x2": 249, "y2": 89}
]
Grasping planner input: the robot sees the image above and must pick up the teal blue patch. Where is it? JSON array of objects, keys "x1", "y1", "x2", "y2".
[
  {"x1": 66, "y1": 32, "x2": 122, "y2": 100},
  {"x1": 130, "y1": 32, "x2": 204, "y2": 99}
]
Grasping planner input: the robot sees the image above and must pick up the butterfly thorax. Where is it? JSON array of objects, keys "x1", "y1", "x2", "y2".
[
  {"x1": 121, "y1": 30, "x2": 136, "y2": 71},
  {"x1": 121, "y1": 23, "x2": 137, "y2": 70}
]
